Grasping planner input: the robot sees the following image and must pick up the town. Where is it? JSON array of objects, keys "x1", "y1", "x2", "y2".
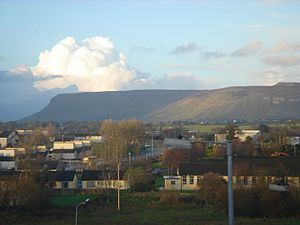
[{"x1": 0, "y1": 119, "x2": 300, "y2": 224}]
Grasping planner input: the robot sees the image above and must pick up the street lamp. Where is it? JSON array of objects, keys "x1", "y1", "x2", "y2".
[{"x1": 75, "y1": 198, "x2": 90, "y2": 225}]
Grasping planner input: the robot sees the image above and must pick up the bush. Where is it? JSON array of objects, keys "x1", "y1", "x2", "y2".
[{"x1": 160, "y1": 190, "x2": 180, "y2": 206}]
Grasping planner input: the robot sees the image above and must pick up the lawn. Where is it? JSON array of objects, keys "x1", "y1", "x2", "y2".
[{"x1": 3, "y1": 192, "x2": 300, "y2": 225}]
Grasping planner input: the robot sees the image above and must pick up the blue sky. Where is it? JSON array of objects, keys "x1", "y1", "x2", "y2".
[{"x1": 0, "y1": 0, "x2": 300, "y2": 121}]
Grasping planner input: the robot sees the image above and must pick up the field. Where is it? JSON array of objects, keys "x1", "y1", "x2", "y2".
[{"x1": 2, "y1": 192, "x2": 300, "y2": 225}]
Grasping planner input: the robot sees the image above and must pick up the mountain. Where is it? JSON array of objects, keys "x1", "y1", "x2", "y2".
[
  {"x1": 19, "y1": 83, "x2": 300, "y2": 123},
  {"x1": 19, "y1": 90, "x2": 201, "y2": 123}
]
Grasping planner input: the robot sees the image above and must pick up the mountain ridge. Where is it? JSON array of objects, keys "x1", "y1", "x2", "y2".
[{"x1": 19, "y1": 82, "x2": 300, "y2": 123}]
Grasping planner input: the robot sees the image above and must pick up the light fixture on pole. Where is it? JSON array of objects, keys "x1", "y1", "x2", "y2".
[{"x1": 75, "y1": 198, "x2": 90, "y2": 225}]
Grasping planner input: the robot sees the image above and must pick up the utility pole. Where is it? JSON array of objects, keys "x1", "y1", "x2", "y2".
[
  {"x1": 117, "y1": 163, "x2": 121, "y2": 211},
  {"x1": 151, "y1": 131, "x2": 154, "y2": 157},
  {"x1": 227, "y1": 141, "x2": 234, "y2": 225}
]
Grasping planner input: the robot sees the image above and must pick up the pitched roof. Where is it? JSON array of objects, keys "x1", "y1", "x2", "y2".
[
  {"x1": 179, "y1": 158, "x2": 300, "y2": 177},
  {"x1": 17, "y1": 160, "x2": 58, "y2": 170},
  {"x1": 0, "y1": 130, "x2": 12, "y2": 138},
  {"x1": 81, "y1": 170, "x2": 125, "y2": 181},
  {"x1": 81, "y1": 170, "x2": 105, "y2": 180},
  {"x1": 179, "y1": 162, "x2": 227, "y2": 176},
  {"x1": 0, "y1": 156, "x2": 14, "y2": 161},
  {"x1": 49, "y1": 171, "x2": 76, "y2": 181},
  {"x1": 52, "y1": 149, "x2": 76, "y2": 154}
]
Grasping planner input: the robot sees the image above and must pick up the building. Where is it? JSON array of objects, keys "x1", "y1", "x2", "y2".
[
  {"x1": 0, "y1": 131, "x2": 19, "y2": 148},
  {"x1": 164, "y1": 158, "x2": 300, "y2": 191},
  {"x1": 214, "y1": 130, "x2": 260, "y2": 143}
]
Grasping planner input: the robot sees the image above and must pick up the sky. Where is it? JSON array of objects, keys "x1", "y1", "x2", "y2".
[{"x1": 0, "y1": 0, "x2": 300, "y2": 121}]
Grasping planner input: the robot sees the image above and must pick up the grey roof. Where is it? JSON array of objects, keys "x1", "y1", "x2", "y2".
[
  {"x1": 52, "y1": 149, "x2": 76, "y2": 154},
  {"x1": 49, "y1": 171, "x2": 76, "y2": 181},
  {"x1": 179, "y1": 158, "x2": 300, "y2": 177},
  {"x1": 0, "y1": 156, "x2": 14, "y2": 161}
]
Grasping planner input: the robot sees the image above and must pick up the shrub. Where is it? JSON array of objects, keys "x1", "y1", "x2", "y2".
[{"x1": 160, "y1": 190, "x2": 180, "y2": 206}]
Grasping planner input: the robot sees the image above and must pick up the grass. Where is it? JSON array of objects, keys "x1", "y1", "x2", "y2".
[
  {"x1": 50, "y1": 194, "x2": 99, "y2": 207},
  {"x1": 3, "y1": 192, "x2": 300, "y2": 225}
]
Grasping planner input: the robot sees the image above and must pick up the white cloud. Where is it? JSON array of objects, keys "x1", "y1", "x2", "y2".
[{"x1": 30, "y1": 36, "x2": 137, "y2": 92}]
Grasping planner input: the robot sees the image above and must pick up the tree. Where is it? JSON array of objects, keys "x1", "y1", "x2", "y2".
[
  {"x1": 196, "y1": 172, "x2": 227, "y2": 209},
  {"x1": 95, "y1": 119, "x2": 146, "y2": 165},
  {"x1": 125, "y1": 167, "x2": 154, "y2": 192},
  {"x1": 162, "y1": 148, "x2": 190, "y2": 173},
  {"x1": 190, "y1": 142, "x2": 205, "y2": 161}
]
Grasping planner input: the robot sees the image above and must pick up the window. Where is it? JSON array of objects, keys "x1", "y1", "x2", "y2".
[
  {"x1": 171, "y1": 180, "x2": 176, "y2": 185},
  {"x1": 197, "y1": 176, "x2": 201, "y2": 185},
  {"x1": 87, "y1": 181, "x2": 95, "y2": 188},
  {"x1": 182, "y1": 176, "x2": 187, "y2": 185},
  {"x1": 62, "y1": 182, "x2": 69, "y2": 189},
  {"x1": 190, "y1": 176, "x2": 194, "y2": 185},
  {"x1": 236, "y1": 176, "x2": 241, "y2": 185},
  {"x1": 243, "y1": 176, "x2": 248, "y2": 185},
  {"x1": 252, "y1": 176, "x2": 257, "y2": 185}
]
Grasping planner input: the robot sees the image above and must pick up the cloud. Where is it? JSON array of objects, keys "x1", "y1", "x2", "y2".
[
  {"x1": 155, "y1": 72, "x2": 206, "y2": 89},
  {"x1": 263, "y1": 55, "x2": 300, "y2": 67},
  {"x1": 231, "y1": 42, "x2": 263, "y2": 57},
  {"x1": 272, "y1": 40, "x2": 300, "y2": 52},
  {"x1": 201, "y1": 51, "x2": 226, "y2": 60},
  {"x1": 130, "y1": 45, "x2": 161, "y2": 52},
  {"x1": 169, "y1": 43, "x2": 201, "y2": 55},
  {"x1": 254, "y1": 67, "x2": 300, "y2": 85},
  {"x1": 30, "y1": 36, "x2": 138, "y2": 92}
]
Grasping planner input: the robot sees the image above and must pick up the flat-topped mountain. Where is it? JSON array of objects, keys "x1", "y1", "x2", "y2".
[{"x1": 19, "y1": 83, "x2": 300, "y2": 123}]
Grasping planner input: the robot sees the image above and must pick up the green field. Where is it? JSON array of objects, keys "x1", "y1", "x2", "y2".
[{"x1": 3, "y1": 192, "x2": 300, "y2": 225}]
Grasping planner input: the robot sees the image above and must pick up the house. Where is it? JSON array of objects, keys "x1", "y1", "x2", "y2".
[
  {"x1": 214, "y1": 130, "x2": 260, "y2": 143},
  {"x1": 49, "y1": 171, "x2": 78, "y2": 190},
  {"x1": 286, "y1": 129, "x2": 300, "y2": 145},
  {"x1": 17, "y1": 160, "x2": 58, "y2": 171},
  {"x1": 48, "y1": 149, "x2": 78, "y2": 160},
  {"x1": 81, "y1": 170, "x2": 128, "y2": 190},
  {"x1": 163, "y1": 138, "x2": 192, "y2": 149},
  {"x1": 0, "y1": 130, "x2": 19, "y2": 148},
  {"x1": 47, "y1": 170, "x2": 129, "y2": 191},
  {"x1": 0, "y1": 156, "x2": 15, "y2": 170},
  {"x1": 53, "y1": 141, "x2": 75, "y2": 149},
  {"x1": 164, "y1": 158, "x2": 300, "y2": 191}
]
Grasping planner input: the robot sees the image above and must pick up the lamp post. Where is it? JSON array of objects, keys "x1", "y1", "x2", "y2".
[{"x1": 75, "y1": 198, "x2": 90, "y2": 225}]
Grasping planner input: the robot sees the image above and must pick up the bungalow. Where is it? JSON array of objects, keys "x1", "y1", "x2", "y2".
[
  {"x1": 49, "y1": 171, "x2": 78, "y2": 190},
  {"x1": 164, "y1": 158, "x2": 300, "y2": 191},
  {"x1": 81, "y1": 170, "x2": 128, "y2": 190}
]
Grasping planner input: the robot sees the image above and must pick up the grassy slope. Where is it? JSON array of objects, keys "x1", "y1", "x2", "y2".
[{"x1": 4, "y1": 192, "x2": 300, "y2": 225}]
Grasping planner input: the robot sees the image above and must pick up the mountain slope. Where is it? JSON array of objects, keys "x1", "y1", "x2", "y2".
[
  {"x1": 19, "y1": 90, "x2": 200, "y2": 123},
  {"x1": 19, "y1": 83, "x2": 300, "y2": 123},
  {"x1": 146, "y1": 82, "x2": 300, "y2": 122}
]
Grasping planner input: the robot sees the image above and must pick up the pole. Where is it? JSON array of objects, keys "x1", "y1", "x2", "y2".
[
  {"x1": 227, "y1": 141, "x2": 234, "y2": 225},
  {"x1": 75, "y1": 204, "x2": 79, "y2": 225},
  {"x1": 117, "y1": 163, "x2": 120, "y2": 211},
  {"x1": 75, "y1": 199, "x2": 89, "y2": 225},
  {"x1": 151, "y1": 132, "x2": 154, "y2": 157}
]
